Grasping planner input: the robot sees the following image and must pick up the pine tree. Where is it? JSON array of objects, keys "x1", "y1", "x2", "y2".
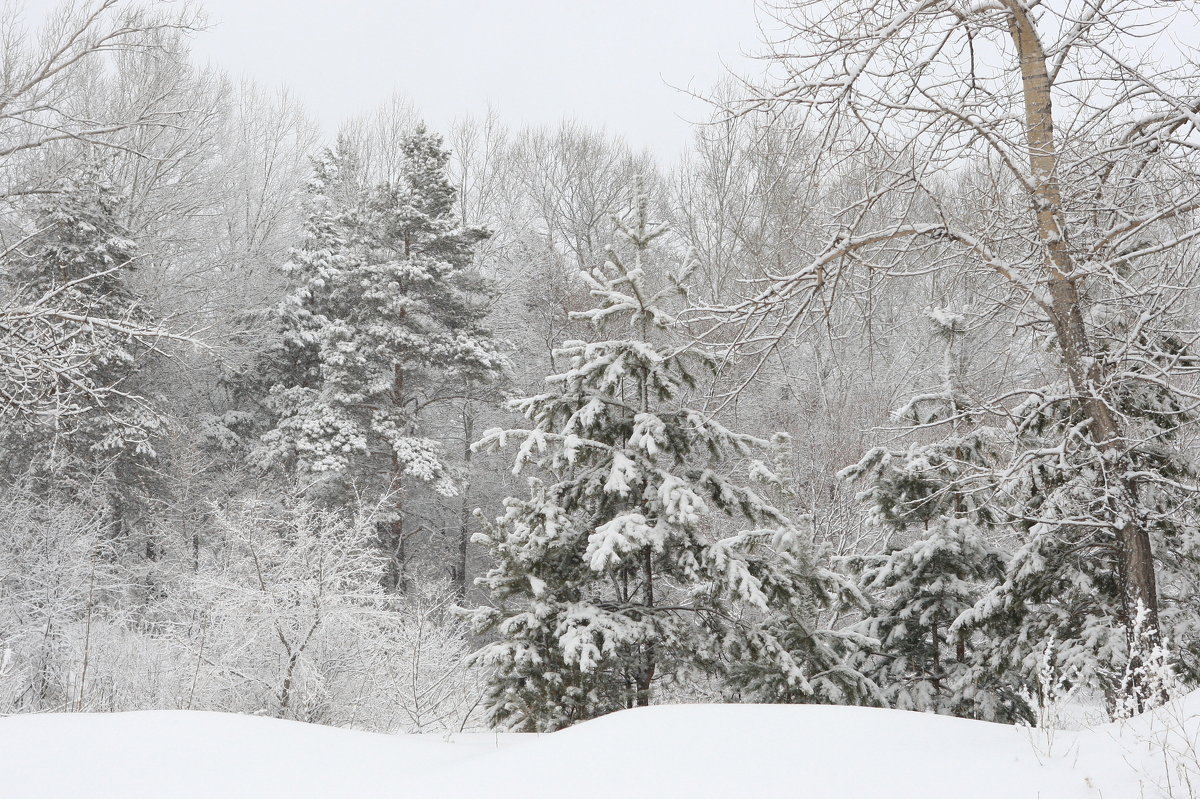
[
  {"x1": 260, "y1": 127, "x2": 504, "y2": 589},
  {"x1": 467, "y1": 184, "x2": 871, "y2": 731},
  {"x1": 840, "y1": 309, "x2": 1021, "y2": 721},
  {"x1": 1, "y1": 171, "x2": 165, "y2": 542},
  {"x1": 957, "y1": 298, "x2": 1200, "y2": 714},
  {"x1": 845, "y1": 302, "x2": 1200, "y2": 719}
]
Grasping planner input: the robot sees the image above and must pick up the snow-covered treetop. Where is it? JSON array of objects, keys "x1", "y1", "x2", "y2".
[
  {"x1": 261, "y1": 123, "x2": 503, "y2": 495},
  {"x1": 572, "y1": 177, "x2": 692, "y2": 334}
]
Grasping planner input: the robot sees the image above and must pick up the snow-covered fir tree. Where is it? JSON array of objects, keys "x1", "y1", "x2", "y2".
[
  {"x1": 259, "y1": 127, "x2": 504, "y2": 589},
  {"x1": 1, "y1": 172, "x2": 165, "y2": 541},
  {"x1": 467, "y1": 184, "x2": 873, "y2": 732},
  {"x1": 840, "y1": 309, "x2": 1021, "y2": 721}
]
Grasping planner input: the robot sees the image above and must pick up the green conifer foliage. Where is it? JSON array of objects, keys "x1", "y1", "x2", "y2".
[
  {"x1": 260, "y1": 128, "x2": 503, "y2": 588},
  {"x1": 959, "y1": 303, "x2": 1200, "y2": 713},
  {"x1": 2, "y1": 172, "x2": 165, "y2": 539},
  {"x1": 467, "y1": 184, "x2": 872, "y2": 731},
  {"x1": 841, "y1": 310, "x2": 1023, "y2": 722}
]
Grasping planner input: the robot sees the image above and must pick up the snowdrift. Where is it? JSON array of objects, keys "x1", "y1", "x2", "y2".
[{"x1": 4, "y1": 696, "x2": 1200, "y2": 798}]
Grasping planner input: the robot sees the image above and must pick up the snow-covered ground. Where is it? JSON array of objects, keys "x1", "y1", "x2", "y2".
[{"x1": 4, "y1": 696, "x2": 1200, "y2": 798}]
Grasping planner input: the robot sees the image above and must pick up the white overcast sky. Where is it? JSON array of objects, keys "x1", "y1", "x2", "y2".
[{"x1": 188, "y1": 0, "x2": 765, "y2": 160}]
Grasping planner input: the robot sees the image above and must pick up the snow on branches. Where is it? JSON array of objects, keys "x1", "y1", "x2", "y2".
[{"x1": 466, "y1": 181, "x2": 873, "y2": 731}]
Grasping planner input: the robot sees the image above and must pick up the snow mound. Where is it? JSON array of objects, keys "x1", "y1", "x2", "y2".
[
  {"x1": 426, "y1": 704, "x2": 1093, "y2": 798},
  {"x1": 5, "y1": 698, "x2": 1200, "y2": 798},
  {"x1": 0, "y1": 710, "x2": 525, "y2": 799}
]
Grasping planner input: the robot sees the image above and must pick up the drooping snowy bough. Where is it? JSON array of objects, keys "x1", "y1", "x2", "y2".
[{"x1": 466, "y1": 185, "x2": 875, "y2": 731}]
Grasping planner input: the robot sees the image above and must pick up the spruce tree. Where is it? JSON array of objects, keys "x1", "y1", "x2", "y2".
[
  {"x1": 467, "y1": 185, "x2": 871, "y2": 731},
  {"x1": 260, "y1": 127, "x2": 504, "y2": 589}
]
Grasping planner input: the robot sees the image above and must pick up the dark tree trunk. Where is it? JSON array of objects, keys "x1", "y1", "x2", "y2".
[
  {"x1": 930, "y1": 620, "x2": 942, "y2": 691},
  {"x1": 385, "y1": 362, "x2": 409, "y2": 593},
  {"x1": 635, "y1": 546, "x2": 656, "y2": 707},
  {"x1": 454, "y1": 408, "x2": 474, "y2": 599}
]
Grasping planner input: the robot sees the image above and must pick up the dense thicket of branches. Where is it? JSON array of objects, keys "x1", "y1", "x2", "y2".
[{"x1": 3, "y1": 0, "x2": 1199, "y2": 730}]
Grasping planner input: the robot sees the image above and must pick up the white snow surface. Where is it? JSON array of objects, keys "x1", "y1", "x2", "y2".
[{"x1": 5, "y1": 696, "x2": 1200, "y2": 798}]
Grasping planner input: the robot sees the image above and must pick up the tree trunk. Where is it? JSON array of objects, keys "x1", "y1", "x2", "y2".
[
  {"x1": 386, "y1": 362, "x2": 409, "y2": 593},
  {"x1": 383, "y1": 516, "x2": 407, "y2": 593},
  {"x1": 107, "y1": 490, "x2": 124, "y2": 540},
  {"x1": 930, "y1": 620, "x2": 942, "y2": 691},
  {"x1": 278, "y1": 651, "x2": 299, "y2": 718},
  {"x1": 635, "y1": 546, "x2": 656, "y2": 707},
  {"x1": 1005, "y1": 2, "x2": 1161, "y2": 703},
  {"x1": 454, "y1": 406, "x2": 474, "y2": 599}
]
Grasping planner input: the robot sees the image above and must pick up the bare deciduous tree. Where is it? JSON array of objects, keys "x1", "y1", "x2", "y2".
[{"x1": 707, "y1": 0, "x2": 1200, "y2": 707}]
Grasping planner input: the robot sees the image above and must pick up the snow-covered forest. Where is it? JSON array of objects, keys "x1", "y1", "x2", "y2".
[{"x1": 6, "y1": 0, "x2": 1200, "y2": 773}]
